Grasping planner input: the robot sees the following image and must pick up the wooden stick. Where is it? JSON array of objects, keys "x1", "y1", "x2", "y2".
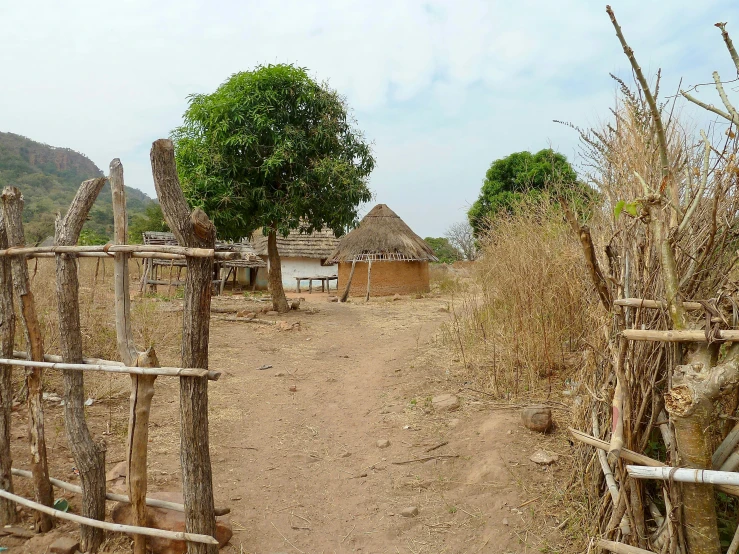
[
  {"x1": 622, "y1": 329, "x2": 739, "y2": 342},
  {"x1": 365, "y1": 259, "x2": 372, "y2": 302},
  {"x1": 0, "y1": 244, "x2": 217, "y2": 258},
  {"x1": 0, "y1": 195, "x2": 14, "y2": 525},
  {"x1": 214, "y1": 317, "x2": 277, "y2": 326},
  {"x1": 0, "y1": 358, "x2": 220, "y2": 380},
  {"x1": 1, "y1": 186, "x2": 54, "y2": 532},
  {"x1": 714, "y1": 421, "x2": 739, "y2": 469},
  {"x1": 340, "y1": 259, "x2": 356, "y2": 302},
  {"x1": 0, "y1": 487, "x2": 218, "y2": 545},
  {"x1": 598, "y1": 539, "x2": 656, "y2": 554},
  {"x1": 571, "y1": 427, "x2": 739, "y2": 496},
  {"x1": 11, "y1": 468, "x2": 230, "y2": 516},
  {"x1": 54, "y1": 176, "x2": 109, "y2": 551},
  {"x1": 13, "y1": 350, "x2": 123, "y2": 367},
  {"x1": 614, "y1": 298, "x2": 703, "y2": 310},
  {"x1": 152, "y1": 138, "x2": 218, "y2": 554},
  {"x1": 18, "y1": 251, "x2": 237, "y2": 261},
  {"x1": 627, "y1": 465, "x2": 739, "y2": 485},
  {"x1": 391, "y1": 455, "x2": 459, "y2": 465}
]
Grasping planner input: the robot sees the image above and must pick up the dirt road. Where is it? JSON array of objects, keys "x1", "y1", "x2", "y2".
[{"x1": 4, "y1": 292, "x2": 573, "y2": 554}]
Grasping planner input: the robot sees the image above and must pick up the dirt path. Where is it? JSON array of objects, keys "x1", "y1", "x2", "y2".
[{"x1": 3, "y1": 292, "x2": 573, "y2": 554}]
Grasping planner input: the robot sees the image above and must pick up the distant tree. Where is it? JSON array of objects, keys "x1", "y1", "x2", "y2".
[
  {"x1": 445, "y1": 221, "x2": 478, "y2": 261},
  {"x1": 78, "y1": 228, "x2": 109, "y2": 246},
  {"x1": 173, "y1": 64, "x2": 375, "y2": 312},
  {"x1": 424, "y1": 237, "x2": 462, "y2": 264},
  {"x1": 128, "y1": 202, "x2": 168, "y2": 244},
  {"x1": 468, "y1": 149, "x2": 579, "y2": 235}
]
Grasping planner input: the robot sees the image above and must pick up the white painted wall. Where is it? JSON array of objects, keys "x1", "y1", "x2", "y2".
[{"x1": 254, "y1": 256, "x2": 338, "y2": 291}]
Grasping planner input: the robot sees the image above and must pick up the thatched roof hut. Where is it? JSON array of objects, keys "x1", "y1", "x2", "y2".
[
  {"x1": 328, "y1": 204, "x2": 437, "y2": 297},
  {"x1": 327, "y1": 204, "x2": 437, "y2": 263},
  {"x1": 250, "y1": 228, "x2": 339, "y2": 260}
]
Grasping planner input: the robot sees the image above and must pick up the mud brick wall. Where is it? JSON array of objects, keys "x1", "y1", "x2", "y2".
[{"x1": 338, "y1": 261, "x2": 430, "y2": 296}]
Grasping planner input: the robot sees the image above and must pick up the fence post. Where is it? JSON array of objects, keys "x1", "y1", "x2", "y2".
[
  {"x1": 0, "y1": 205, "x2": 16, "y2": 525},
  {"x1": 150, "y1": 139, "x2": 218, "y2": 554},
  {"x1": 54, "y1": 177, "x2": 109, "y2": 551},
  {"x1": 1, "y1": 186, "x2": 54, "y2": 532}
]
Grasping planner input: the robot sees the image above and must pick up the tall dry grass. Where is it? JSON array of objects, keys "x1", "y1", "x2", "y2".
[{"x1": 441, "y1": 195, "x2": 603, "y2": 399}]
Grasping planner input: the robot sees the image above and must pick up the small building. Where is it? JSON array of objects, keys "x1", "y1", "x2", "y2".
[
  {"x1": 250, "y1": 229, "x2": 340, "y2": 291},
  {"x1": 327, "y1": 204, "x2": 438, "y2": 297}
]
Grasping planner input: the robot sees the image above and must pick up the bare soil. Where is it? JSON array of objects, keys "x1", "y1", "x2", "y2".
[{"x1": 3, "y1": 291, "x2": 576, "y2": 554}]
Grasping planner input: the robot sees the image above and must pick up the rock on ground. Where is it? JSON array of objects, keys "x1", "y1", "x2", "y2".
[
  {"x1": 521, "y1": 405, "x2": 552, "y2": 433},
  {"x1": 432, "y1": 394, "x2": 460, "y2": 412},
  {"x1": 49, "y1": 536, "x2": 80, "y2": 554},
  {"x1": 529, "y1": 449, "x2": 559, "y2": 465},
  {"x1": 112, "y1": 492, "x2": 233, "y2": 554},
  {"x1": 401, "y1": 506, "x2": 419, "y2": 517},
  {"x1": 376, "y1": 439, "x2": 391, "y2": 448}
]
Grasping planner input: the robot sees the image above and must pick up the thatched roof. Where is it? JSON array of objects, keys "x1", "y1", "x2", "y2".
[
  {"x1": 250, "y1": 228, "x2": 339, "y2": 259},
  {"x1": 327, "y1": 204, "x2": 438, "y2": 263}
]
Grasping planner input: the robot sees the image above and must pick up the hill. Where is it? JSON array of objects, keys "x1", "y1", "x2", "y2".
[{"x1": 0, "y1": 131, "x2": 155, "y2": 244}]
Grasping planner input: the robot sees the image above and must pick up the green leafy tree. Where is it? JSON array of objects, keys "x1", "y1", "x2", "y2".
[
  {"x1": 468, "y1": 149, "x2": 579, "y2": 235},
  {"x1": 424, "y1": 237, "x2": 462, "y2": 264},
  {"x1": 173, "y1": 64, "x2": 375, "y2": 312},
  {"x1": 128, "y1": 202, "x2": 168, "y2": 244},
  {"x1": 78, "y1": 227, "x2": 109, "y2": 245}
]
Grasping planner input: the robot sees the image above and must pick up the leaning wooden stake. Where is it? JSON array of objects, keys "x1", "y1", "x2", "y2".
[
  {"x1": 1, "y1": 186, "x2": 54, "y2": 532},
  {"x1": 365, "y1": 259, "x2": 372, "y2": 302},
  {"x1": 0, "y1": 205, "x2": 15, "y2": 525},
  {"x1": 54, "y1": 177, "x2": 109, "y2": 551},
  {"x1": 340, "y1": 259, "x2": 357, "y2": 302},
  {"x1": 111, "y1": 159, "x2": 160, "y2": 554},
  {"x1": 151, "y1": 139, "x2": 218, "y2": 554}
]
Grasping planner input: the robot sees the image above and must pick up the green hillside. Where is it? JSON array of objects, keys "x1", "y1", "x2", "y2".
[{"x1": 0, "y1": 131, "x2": 155, "y2": 244}]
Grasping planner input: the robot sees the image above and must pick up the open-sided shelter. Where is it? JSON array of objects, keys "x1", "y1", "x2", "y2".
[{"x1": 327, "y1": 204, "x2": 438, "y2": 297}]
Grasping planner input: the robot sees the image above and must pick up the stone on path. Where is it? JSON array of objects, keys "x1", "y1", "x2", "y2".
[
  {"x1": 530, "y1": 449, "x2": 559, "y2": 465},
  {"x1": 432, "y1": 394, "x2": 460, "y2": 412},
  {"x1": 112, "y1": 492, "x2": 233, "y2": 554},
  {"x1": 400, "y1": 506, "x2": 419, "y2": 517},
  {"x1": 49, "y1": 536, "x2": 81, "y2": 554},
  {"x1": 521, "y1": 405, "x2": 552, "y2": 433},
  {"x1": 376, "y1": 439, "x2": 391, "y2": 448}
]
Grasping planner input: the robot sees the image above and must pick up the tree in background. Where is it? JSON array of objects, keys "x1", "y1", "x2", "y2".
[
  {"x1": 173, "y1": 64, "x2": 374, "y2": 312},
  {"x1": 445, "y1": 221, "x2": 478, "y2": 260},
  {"x1": 467, "y1": 149, "x2": 579, "y2": 235},
  {"x1": 424, "y1": 237, "x2": 462, "y2": 264},
  {"x1": 128, "y1": 202, "x2": 168, "y2": 244}
]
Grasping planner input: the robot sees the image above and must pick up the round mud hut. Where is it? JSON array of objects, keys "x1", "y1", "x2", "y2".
[{"x1": 328, "y1": 204, "x2": 438, "y2": 298}]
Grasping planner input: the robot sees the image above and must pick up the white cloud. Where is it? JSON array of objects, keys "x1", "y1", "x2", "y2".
[{"x1": 1, "y1": 0, "x2": 737, "y2": 236}]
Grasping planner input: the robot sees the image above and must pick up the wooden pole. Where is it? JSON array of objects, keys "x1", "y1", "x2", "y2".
[
  {"x1": 339, "y1": 259, "x2": 357, "y2": 302},
  {"x1": 0, "y1": 244, "x2": 220, "y2": 258},
  {"x1": 11, "y1": 468, "x2": 230, "y2": 516},
  {"x1": 598, "y1": 539, "x2": 657, "y2": 554},
  {"x1": 0, "y1": 357, "x2": 218, "y2": 380},
  {"x1": 622, "y1": 329, "x2": 739, "y2": 342},
  {"x1": 0, "y1": 488, "x2": 218, "y2": 545},
  {"x1": 1, "y1": 186, "x2": 54, "y2": 532},
  {"x1": 151, "y1": 139, "x2": 218, "y2": 554},
  {"x1": 365, "y1": 259, "x2": 372, "y2": 302},
  {"x1": 111, "y1": 159, "x2": 160, "y2": 554},
  {"x1": 0, "y1": 202, "x2": 15, "y2": 525},
  {"x1": 614, "y1": 298, "x2": 704, "y2": 311},
  {"x1": 54, "y1": 177, "x2": 109, "y2": 551},
  {"x1": 627, "y1": 465, "x2": 739, "y2": 486}
]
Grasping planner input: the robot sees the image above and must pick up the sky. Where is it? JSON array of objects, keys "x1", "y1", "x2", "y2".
[{"x1": 2, "y1": 1, "x2": 739, "y2": 238}]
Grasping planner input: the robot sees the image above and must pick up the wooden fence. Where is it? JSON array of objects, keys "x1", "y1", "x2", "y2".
[{"x1": 0, "y1": 139, "x2": 223, "y2": 554}]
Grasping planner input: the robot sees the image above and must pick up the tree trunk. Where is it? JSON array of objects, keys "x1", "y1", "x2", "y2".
[
  {"x1": 0, "y1": 206, "x2": 15, "y2": 525},
  {"x1": 110, "y1": 159, "x2": 159, "y2": 554},
  {"x1": 54, "y1": 177, "x2": 108, "y2": 552},
  {"x1": 340, "y1": 259, "x2": 357, "y2": 302},
  {"x1": 151, "y1": 139, "x2": 218, "y2": 554},
  {"x1": 365, "y1": 259, "x2": 372, "y2": 301},
  {"x1": 1, "y1": 187, "x2": 53, "y2": 533},
  {"x1": 267, "y1": 229, "x2": 289, "y2": 313}
]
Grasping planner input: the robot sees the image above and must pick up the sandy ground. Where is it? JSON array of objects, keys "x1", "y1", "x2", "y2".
[{"x1": 3, "y1": 291, "x2": 576, "y2": 554}]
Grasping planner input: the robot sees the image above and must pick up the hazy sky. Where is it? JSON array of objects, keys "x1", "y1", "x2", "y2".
[{"x1": 2, "y1": 1, "x2": 739, "y2": 237}]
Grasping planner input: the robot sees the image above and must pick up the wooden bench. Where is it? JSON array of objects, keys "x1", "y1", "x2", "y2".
[{"x1": 295, "y1": 276, "x2": 338, "y2": 293}]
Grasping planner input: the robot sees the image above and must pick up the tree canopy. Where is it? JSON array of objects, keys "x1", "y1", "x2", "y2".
[
  {"x1": 172, "y1": 63, "x2": 375, "y2": 241},
  {"x1": 424, "y1": 237, "x2": 462, "y2": 264},
  {"x1": 467, "y1": 149, "x2": 579, "y2": 235}
]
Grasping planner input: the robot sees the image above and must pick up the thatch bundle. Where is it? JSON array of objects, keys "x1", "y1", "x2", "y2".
[
  {"x1": 328, "y1": 204, "x2": 437, "y2": 262},
  {"x1": 250, "y1": 228, "x2": 339, "y2": 259}
]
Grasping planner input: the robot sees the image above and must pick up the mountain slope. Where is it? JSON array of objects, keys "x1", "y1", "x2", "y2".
[{"x1": 0, "y1": 131, "x2": 154, "y2": 244}]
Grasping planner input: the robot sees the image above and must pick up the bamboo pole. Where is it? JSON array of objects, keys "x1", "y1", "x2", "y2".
[
  {"x1": 54, "y1": 176, "x2": 109, "y2": 552},
  {"x1": 11, "y1": 468, "x2": 230, "y2": 516},
  {"x1": 1, "y1": 186, "x2": 54, "y2": 532},
  {"x1": 598, "y1": 539, "x2": 657, "y2": 554},
  {"x1": 713, "y1": 421, "x2": 739, "y2": 469},
  {"x1": 0, "y1": 358, "x2": 220, "y2": 380},
  {"x1": 111, "y1": 159, "x2": 159, "y2": 554},
  {"x1": 0, "y1": 244, "x2": 218, "y2": 258},
  {"x1": 0, "y1": 199, "x2": 14, "y2": 525},
  {"x1": 622, "y1": 329, "x2": 739, "y2": 342},
  {"x1": 0, "y1": 488, "x2": 218, "y2": 545},
  {"x1": 17, "y1": 251, "x2": 238, "y2": 261},
  {"x1": 151, "y1": 139, "x2": 218, "y2": 554},
  {"x1": 339, "y1": 259, "x2": 357, "y2": 302},
  {"x1": 614, "y1": 298, "x2": 703, "y2": 311},
  {"x1": 627, "y1": 465, "x2": 739, "y2": 486}
]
